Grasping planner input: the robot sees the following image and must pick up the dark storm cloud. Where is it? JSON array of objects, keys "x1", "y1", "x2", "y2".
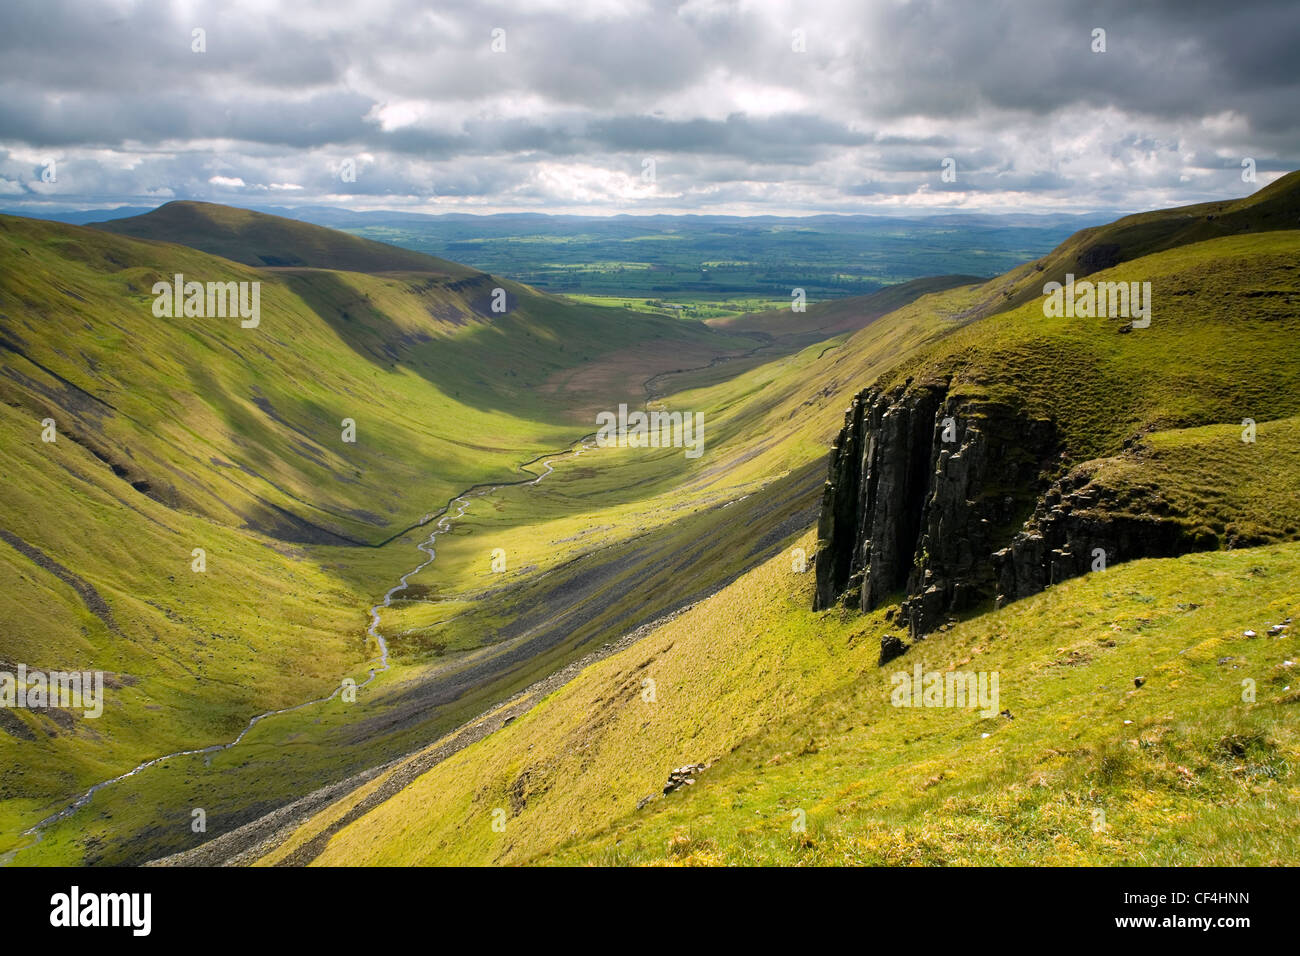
[
  {"x1": 0, "y1": 0, "x2": 1296, "y2": 213},
  {"x1": 856, "y1": 0, "x2": 1300, "y2": 127},
  {"x1": 0, "y1": 87, "x2": 376, "y2": 148}
]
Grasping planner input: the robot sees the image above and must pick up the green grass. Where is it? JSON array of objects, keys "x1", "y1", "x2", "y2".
[
  {"x1": 947, "y1": 168, "x2": 1300, "y2": 323},
  {"x1": 560, "y1": 293, "x2": 789, "y2": 320},
  {"x1": 1057, "y1": 416, "x2": 1300, "y2": 548},
  {"x1": 881, "y1": 231, "x2": 1300, "y2": 462},
  {"x1": 0, "y1": 206, "x2": 971, "y2": 862},
  {"x1": 272, "y1": 533, "x2": 1299, "y2": 866},
  {"x1": 0, "y1": 208, "x2": 772, "y2": 860},
  {"x1": 550, "y1": 544, "x2": 1300, "y2": 866}
]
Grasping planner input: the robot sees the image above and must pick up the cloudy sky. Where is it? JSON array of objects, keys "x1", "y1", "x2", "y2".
[{"x1": 2, "y1": 0, "x2": 1297, "y2": 216}]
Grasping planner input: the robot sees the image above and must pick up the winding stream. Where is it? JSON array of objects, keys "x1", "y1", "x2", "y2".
[
  {"x1": 8, "y1": 436, "x2": 595, "y2": 858},
  {"x1": 10, "y1": 332, "x2": 766, "y2": 860}
]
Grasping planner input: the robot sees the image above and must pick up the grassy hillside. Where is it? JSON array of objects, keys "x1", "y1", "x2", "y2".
[
  {"x1": 0, "y1": 208, "x2": 773, "y2": 860},
  {"x1": 6, "y1": 178, "x2": 1299, "y2": 867},
  {"x1": 242, "y1": 198, "x2": 1300, "y2": 868},
  {"x1": 259, "y1": 530, "x2": 1299, "y2": 866},
  {"x1": 1046, "y1": 416, "x2": 1300, "y2": 549},
  {"x1": 92, "y1": 201, "x2": 478, "y2": 276},
  {"x1": 954, "y1": 169, "x2": 1300, "y2": 323},
  {"x1": 9, "y1": 217, "x2": 996, "y2": 865},
  {"x1": 1, "y1": 213, "x2": 748, "y2": 544},
  {"x1": 878, "y1": 231, "x2": 1300, "y2": 462}
]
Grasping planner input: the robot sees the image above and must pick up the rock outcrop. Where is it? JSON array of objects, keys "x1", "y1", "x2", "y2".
[
  {"x1": 813, "y1": 380, "x2": 1232, "y2": 639},
  {"x1": 991, "y1": 464, "x2": 1219, "y2": 606},
  {"x1": 814, "y1": 378, "x2": 1058, "y2": 636},
  {"x1": 814, "y1": 379, "x2": 944, "y2": 616},
  {"x1": 663, "y1": 762, "x2": 708, "y2": 795}
]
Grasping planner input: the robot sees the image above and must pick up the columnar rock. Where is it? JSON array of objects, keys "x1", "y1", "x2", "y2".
[
  {"x1": 898, "y1": 394, "x2": 1057, "y2": 635},
  {"x1": 991, "y1": 466, "x2": 1219, "y2": 606},
  {"x1": 813, "y1": 394, "x2": 867, "y2": 610},
  {"x1": 813, "y1": 378, "x2": 1062, "y2": 636},
  {"x1": 859, "y1": 382, "x2": 946, "y2": 611}
]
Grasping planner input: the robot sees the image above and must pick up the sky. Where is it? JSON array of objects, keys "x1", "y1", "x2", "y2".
[{"x1": 2, "y1": 0, "x2": 1298, "y2": 217}]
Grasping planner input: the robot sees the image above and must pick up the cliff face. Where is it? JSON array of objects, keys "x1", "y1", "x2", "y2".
[
  {"x1": 813, "y1": 381, "x2": 943, "y2": 618},
  {"x1": 991, "y1": 465, "x2": 1219, "y2": 606},
  {"x1": 813, "y1": 381, "x2": 1225, "y2": 639},
  {"x1": 814, "y1": 378, "x2": 1058, "y2": 636}
]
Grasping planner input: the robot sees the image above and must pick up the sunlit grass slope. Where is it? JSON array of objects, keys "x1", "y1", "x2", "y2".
[
  {"x1": 270, "y1": 529, "x2": 1298, "y2": 866},
  {"x1": 1057, "y1": 416, "x2": 1300, "y2": 549},
  {"x1": 878, "y1": 231, "x2": 1300, "y2": 461},
  {"x1": 0, "y1": 207, "x2": 756, "y2": 851},
  {"x1": 954, "y1": 168, "x2": 1300, "y2": 322}
]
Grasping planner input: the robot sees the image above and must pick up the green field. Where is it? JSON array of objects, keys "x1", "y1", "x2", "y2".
[
  {"x1": 314, "y1": 211, "x2": 1097, "y2": 304},
  {"x1": 559, "y1": 293, "x2": 789, "y2": 320}
]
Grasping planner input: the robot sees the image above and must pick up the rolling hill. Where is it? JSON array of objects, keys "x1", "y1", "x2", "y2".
[
  {"x1": 92, "y1": 201, "x2": 479, "y2": 276},
  {"x1": 954, "y1": 167, "x2": 1300, "y2": 322}
]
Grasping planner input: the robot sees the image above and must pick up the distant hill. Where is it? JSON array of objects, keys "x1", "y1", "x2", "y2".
[
  {"x1": 92, "y1": 200, "x2": 478, "y2": 276},
  {"x1": 0, "y1": 205, "x2": 156, "y2": 225}
]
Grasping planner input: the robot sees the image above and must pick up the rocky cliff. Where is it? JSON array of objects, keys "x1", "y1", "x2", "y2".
[
  {"x1": 815, "y1": 377, "x2": 1058, "y2": 633},
  {"x1": 991, "y1": 458, "x2": 1220, "y2": 607},
  {"x1": 814, "y1": 378, "x2": 1058, "y2": 636},
  {"x1": 814, "y1": 381, "x2": 1223, "y2": 643}
]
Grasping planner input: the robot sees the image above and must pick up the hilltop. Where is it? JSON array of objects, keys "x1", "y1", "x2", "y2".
[
  {"x1": 92, "y1": 200, "x2": 478, "y2": 276},
  {"x1": 954, "y1": 168, "x2": 1300, "y2": 322}
]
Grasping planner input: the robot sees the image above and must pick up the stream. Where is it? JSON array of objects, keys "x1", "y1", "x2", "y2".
[{"x1": 5, "y1": 436, "x2": 595, "y2": 860}]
